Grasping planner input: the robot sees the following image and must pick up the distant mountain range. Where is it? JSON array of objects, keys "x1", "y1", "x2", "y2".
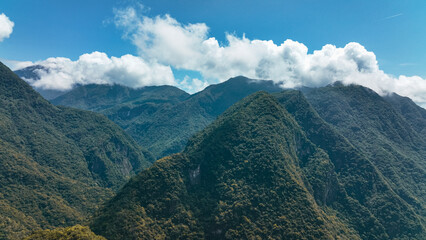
[{"x1": 3, "y1": 62, "x2": 425, "y2": 239}]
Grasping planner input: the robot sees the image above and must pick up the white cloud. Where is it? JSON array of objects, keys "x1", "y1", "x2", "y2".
[
  {"x1": 381, "y1": 13, "x2": 403, "y2": 21},
  {"x1": 179, "y1": 76, "x2": 209, "y2": 94},
  {"x1": 12, "y1": 7, "x2": 426, "y2": 108},
  {"x1": 113, "y1": 7, "x2": 426, "y2": 107},
  {"x1": 2, "y1": 59, "x2": 34, "y2": 70},
  {"x1": 22, "y1": 52, "x2": 175, "y2": 91},
  {"x1": 0, "y1": 13, "x2": 14, "y2": 42}
]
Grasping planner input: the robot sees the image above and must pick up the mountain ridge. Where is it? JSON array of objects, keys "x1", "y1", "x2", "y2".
[
  {"x1": 303, "y1": 84, "x2": 426, "y2": 232},
  {"x1": 91, "y1": 92, "x2": 361, "y2": 239},
  {"x1": 51, "y1": 76, "x2": 284, "y2": 158},
  {"x1": 91, "y1": 90, "x2": 425, "y2": 239},
  {"x1": 0, "y1": 62, "x2": 154, "y2": 239},
  {"x1": 4, "y1": 66, "x2": 425, "y2": 239}
]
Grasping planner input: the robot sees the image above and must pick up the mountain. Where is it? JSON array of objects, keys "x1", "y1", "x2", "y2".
[
  {"x1": 52, "y1": 76, "x2": 284, "y2": 158},
  {"x1": 5, "y1": 62, "x2": 425, "y2": 239},
  {"x1": 0, "y1": 62, "x2": 154, "y2": 239},
  {"x1": 125, "y1": 76, "x2": 285, "y2": 158},
  {"x1": 23, "y1": 225, "x2": 106, "y2": 240},
  {"x1": 13, "y1": 65, "x2": 46, "y2": 81},
  {"x1": 274, "y1": 90, "x2": 424, "y2": 239},
  {"x1": 91, "y1": 92, "x2": 356, "y2": 239},
  {"x1": 51, "y1": 83, "x2": 190, "y2": 113},
  {"x1": 302, "y1": 83, "x2": 426, "y2": 231},
  {"x1": 51, "y1": 83, "x2": 191, "y2": 158},
  {"x1": 14, "y1": 65, "x2": 68, "y2": 100},
  {"x1": 383, "y1": 93, "x2": 426, "y2": 138},
  {"x1": 91, "y1": 91, "x2": 425, "y2": 239}
]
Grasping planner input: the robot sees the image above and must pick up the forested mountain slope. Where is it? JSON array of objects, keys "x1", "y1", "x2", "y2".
[
  {"x1": 14, "y1": 65, "x2": 67, "y2": 100},
  {"x1": 91, "y1": 92, "x2": 358, "y2": 239},
  {"x1": 91, "y1": 91, "x2": 425, "y2": 239},
  {"x1": 383, "y1": 92, "x2": 426, "y2": 138},
  {"x1": 303, "y1": 83, "x2": 426, "y2": 229},
  {"x1": 52, "y1": 77, "x2": 283, "y2": 158},
  {"x1": 0, "y1": 62, "x2": 153, "y2": 239},
  {"x1": 275, "y1": 90, "x2": 425, "y2": 239}
]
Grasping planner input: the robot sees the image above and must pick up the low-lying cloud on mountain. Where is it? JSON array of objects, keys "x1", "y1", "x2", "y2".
[
  {"x1": 10, "y1": 7, "x2": 426, "y2": 107},
  {"x1": 20, "y1": 52, "x2": 175, "y2": 91},
  {"x1": 0, "y1": 13, "x2": 14, "y2": 42}
]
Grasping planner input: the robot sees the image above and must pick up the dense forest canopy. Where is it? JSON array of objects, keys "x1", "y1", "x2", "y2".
[{"x1": 1, "y1": 61, "x2": 425, "y2": 239}]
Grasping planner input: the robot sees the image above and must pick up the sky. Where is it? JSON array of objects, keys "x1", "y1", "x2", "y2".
[{"x1": 0, "y1": 0, "x2": 426, "y2": 106}]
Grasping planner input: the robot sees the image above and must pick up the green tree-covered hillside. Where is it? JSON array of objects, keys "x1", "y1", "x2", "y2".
[
  {"x1": 52, "y1": 77, "x2": 283, "y2": 158},
  {"x1": 0, "y1": 62, "x2": 153, "y2": 239},
  {"x1": 303, "y1": 83, "x2": 426, "y2": 227},
  {"x1": 23, "y1": 225, "x2": 106, "y2": 240},
  {"x1": 275, "y1": 90, "x2": 425, "y2": 239},
  {"x1": 92, "y1": 91, "x2": 425, "y2": 239}
]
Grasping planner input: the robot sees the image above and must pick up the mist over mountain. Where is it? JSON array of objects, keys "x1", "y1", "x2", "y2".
[
  {"x1": 14, "y1": 65, "x2": 69, "y2": 100},
  {"x1": 0, "y1": 62, "x2": 154, "y2": 239}
]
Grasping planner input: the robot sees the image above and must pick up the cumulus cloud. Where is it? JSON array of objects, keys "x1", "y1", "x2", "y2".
[
  {"x1": 113, "y1": 7, "x2": 426, "y2": 107},
  {"x1": 22, "y1": 52, "x2": 175, "y2": 91},
  {"x1": 179, "y1": 76, "x2": 209, "y2": 94},
  {"x1": 0, "y1": 13, "x2": 14, "y2": 42},
  {"x1": 13, "y1": 7, "x2": 426, "y2": 108},
  {"x1": 2, "y1": 59, "x2": 34, "y2": 70}
]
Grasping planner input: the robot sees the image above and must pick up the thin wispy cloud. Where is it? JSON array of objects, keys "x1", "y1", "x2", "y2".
[
  {"x1": 380, "y1": 13, "x2": 403, "y2": 21},
  {"x1": 399, "y1": 63, "x2": 417, "y2": 67}
]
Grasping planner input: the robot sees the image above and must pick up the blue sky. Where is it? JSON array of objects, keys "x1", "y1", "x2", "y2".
[
  {"x1": 1, "y1": 0, "x2": 425, "y2": 76},
  {"x1": 0, "y1": 0, "x2": 426, "y2": 106}
]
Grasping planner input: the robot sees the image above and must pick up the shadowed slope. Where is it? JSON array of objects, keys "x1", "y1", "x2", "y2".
[
  {"x1": 275, "y1": 90, "x2": 425, "y2": 239},
  {"x1": 303, "y1": 84, "x2": 426, "y2": 238},
  {"x1": 383, "y1": 93, "x2": 426, "y2": 138},
  {"x1": 0, "y1": 62, "x2": 153, "y2": 239}
]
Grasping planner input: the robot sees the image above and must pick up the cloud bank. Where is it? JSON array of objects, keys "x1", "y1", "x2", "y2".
[
  {"x1": 0, "y1": 13, "x2": 14, "y2": 42},
  {"x1": 15, "y1": 7, "x2": 426, "y2": 107},
  {"x1": 113, "y1": 7, "x2": 426, "y2": 106},
  {"x1": 2, "y1": 59, "x2": 34, "y2": 70},
  {"x1": 21, "y1": 52, "x2": 175, "y2": 91}
]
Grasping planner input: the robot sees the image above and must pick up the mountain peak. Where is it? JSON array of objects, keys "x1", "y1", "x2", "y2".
[
  {"x1": 91, "y1": 91, "x2": 360, "y2": 239},
  {"x1": 0, "y1": 61, "x2": 154, "y2": 238},
  {"x1": 14, "y1": 64, "x2": 48, "y2": 80},
  {"x1": 0, "y1": 62, "x2": 43, "y2": 100}
]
